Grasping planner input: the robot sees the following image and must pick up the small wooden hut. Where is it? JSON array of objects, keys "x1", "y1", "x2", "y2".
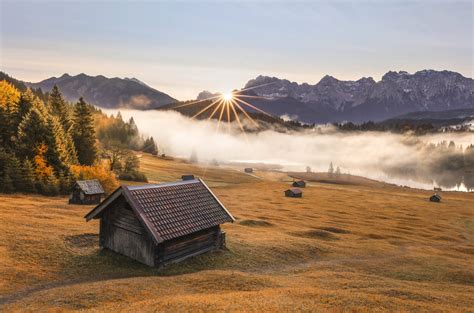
[
  {"x1": 285, "y1": 188, "x2": 302, "y2": 198},
  {"x1": 69, "y1": 180, "x2": 105, "y2": 205},
  {"x1": 430, "y1": 194, "x2": 442, "y2": 202},
  {"x1": 84, "y1": 179, "x2": 235, "y2": 267},
  {"x1": 292, "y1": 180, "x2": 306, "y2": 188},
  {"x1": 181, "y1": 174, "x2": 195, "y2": 181},
  {"x1": 244, "y1": 168, "x2": 253, "y2": 173}
]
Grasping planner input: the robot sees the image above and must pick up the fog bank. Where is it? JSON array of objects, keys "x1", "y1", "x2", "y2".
[{"x1": 104, "y1": 109, "x2": 474, "y2": 191}]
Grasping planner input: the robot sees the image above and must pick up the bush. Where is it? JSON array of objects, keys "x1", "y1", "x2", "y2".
[
  {"x1": 70, "y1": 164, "x2": 119, "y2": 194},
  {"x1": 119, "y1": 171, "x2": 148, "y2": 182}
]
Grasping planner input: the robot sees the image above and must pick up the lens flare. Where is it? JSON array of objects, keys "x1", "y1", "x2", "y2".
[{"x1": 174, "y1": 83, "x2": 276, "y2": 133}]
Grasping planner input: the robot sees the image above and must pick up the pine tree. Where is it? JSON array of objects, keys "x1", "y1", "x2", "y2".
[
  {"x1": 328, "y1": 162, "x2": 334, "y2": 177},
  {"x1": 0, "y1": 173, "x2": 14, "y2": 193},
  {"x1": 0, "y1": 150, "x2": 16, "y2": 193},
  {"x1": 48, "y1": 85, "x2": 72, "y2": 133},
  {"x1": 20, "y1": 159, "x2": 36, "y2": 193},
  {"x1": 18, "y1": 89, "x2": 47, "y2": 121},
  {"x1": 71, "y1": 97, "x2": 97, "y2": 165},
  {"x1": 47, "y1": 114, "x2": 78, "y2": 170},
  {"x1": 9, "y1": 155, "x2": 23, "y2": 191},
  {"x1": 143, "y1": 136, "x2": 158, "y2": 155},
  {"x1": 0, "y1": 80, "x2": 21, "y2": 149},
  {"x1": 17, "y1": 107, "x2": 51, "y2": 161}
]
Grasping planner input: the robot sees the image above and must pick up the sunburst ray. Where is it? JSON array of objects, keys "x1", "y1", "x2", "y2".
[
  {"x1": 174, "y1": 94, "x2": 222, "y2": 109},
  {"x1": 207, "y1": 99, "x2": 224, "y2": 120},
  {"x1": 192, "y1": 98, "x2": 222, "y2": 119},
  {"x1": 230, "y1": 99, "x2": 259, "y2": 128},
  {"x1": 234, "y1": 97, "x2": 273, "y2": 117},
  {"x1": 234, "y1": 82, "x2": 276, "y2": 94}
]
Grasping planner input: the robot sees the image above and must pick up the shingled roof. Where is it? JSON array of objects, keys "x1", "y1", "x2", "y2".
[
  {"x1": 85, "y1": 179, "x2": 234, "y2": 244},
  {"x1": 76, "y1": 180, "x2": 105, "y2": 195}
]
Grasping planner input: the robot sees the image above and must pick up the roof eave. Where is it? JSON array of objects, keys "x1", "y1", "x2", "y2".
[
  {"x1": 84, "y1": 187, "x2": 123, "y2": 221},
  {"x1": 121, "y1": 186, "x2": 164, "y2": 245},
  {"x1": 198, "y1": 178, "x2": 236, "y2": 223}
]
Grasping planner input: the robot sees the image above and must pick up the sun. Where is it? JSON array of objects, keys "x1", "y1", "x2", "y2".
[{"x1": 222, "y1": 91, "x2": 233, "y2": 101}]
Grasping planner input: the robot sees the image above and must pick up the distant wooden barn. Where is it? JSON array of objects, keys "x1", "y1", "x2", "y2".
[
  {"x1": 244, "y1": 168, "x2": 253, "y2": 173},
  {"x1": 69, "y1": 180, "x2": 105, "y2": 205},
  {"x1": 430, "y1": 194, "x2": 442, "y2": 202},
  {"x1": 292, "y1": 180, "x2": 306, "y2": 188},
  {"x1": 434, "y1": 187, "x2": 442, "y2": 192},
  {"x1": 285, "y1": 188, "x2": 302, "y2": 198},
  {"x1": 84, "y1": 179, "x2": 235, "y2": 267}
]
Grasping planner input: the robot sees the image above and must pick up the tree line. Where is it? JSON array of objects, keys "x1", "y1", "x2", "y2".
[{"x1": 0, "y1": 79, "x2": 158, "y2": 195}]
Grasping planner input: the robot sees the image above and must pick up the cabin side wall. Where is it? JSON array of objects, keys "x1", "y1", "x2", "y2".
[
  {"x1": 100, "y1": 198, "x2": 156, "y2": 266},
  {"x1": 154, "y1": 226, "x2": 223, "y2": 267}
]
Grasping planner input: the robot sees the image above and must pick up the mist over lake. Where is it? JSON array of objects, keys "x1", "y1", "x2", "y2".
[{"x1": 104, "y1": 109, "x2": 474, "y2": 191}]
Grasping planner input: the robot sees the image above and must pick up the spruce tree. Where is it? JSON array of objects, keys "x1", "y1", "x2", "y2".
[
  {"x1": 9, "y1": 155, "x2": 23, "y2": 192},
  {"x1": 0, "y1": 80, "x2": 21, "y2": 150},
  {"x1": 17, "y1": 107, "x2": 51, "y2": 161},
  {"x1": 48, "y1": 85, "x2": 72, "y2": 132},
  {"x1": 17, "y1": 89, "x2": 47, "y2": 121},
  {"x1": 47, "y1": 114, "x2": 78, "y2": 171},
  {"x1": 0, "y1": 150, "x2": 15, "y2": 193},
  {"x1": 71, "y1": 97, "x2": 97, "y2": 165},
  {"x1": 20, "y1": 159, "x2": 36, "y2": 193}
]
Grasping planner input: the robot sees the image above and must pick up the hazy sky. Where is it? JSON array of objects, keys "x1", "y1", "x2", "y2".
[{"x1": 1, "y1": 0, "x2": 473, "y2": 100}]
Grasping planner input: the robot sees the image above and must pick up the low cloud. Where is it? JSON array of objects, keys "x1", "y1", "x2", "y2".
[{"x1": 103, "y1": 109, "x2": 474, "y2": 191}]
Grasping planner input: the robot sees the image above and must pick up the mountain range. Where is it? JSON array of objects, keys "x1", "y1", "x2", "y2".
[
  {"x1": 235, "y1": 70, "x2": 474, "y2": 123},
  {"x1": 14, "y1": 70, "x2": 474, "y2": 123},
  {"x1": 26, "y1": 73, "x2": 177, "y2": 109}
]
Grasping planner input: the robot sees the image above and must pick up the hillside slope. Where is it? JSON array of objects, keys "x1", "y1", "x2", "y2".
[{"x1": 1, "y1": 155, "x2": 473, "y2": 311}]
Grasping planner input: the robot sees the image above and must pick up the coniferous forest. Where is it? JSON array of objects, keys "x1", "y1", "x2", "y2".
[{"x1": 0, "y1": 77, "x2": 158, "y2": 195}]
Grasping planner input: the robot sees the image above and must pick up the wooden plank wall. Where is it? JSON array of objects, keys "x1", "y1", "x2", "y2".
[
  {"x1": 156, "y1": 226, "x2": 221, "y2": 266},
  {"x1": 101, "y1": 199, "x2": 155, "y2": 266}
]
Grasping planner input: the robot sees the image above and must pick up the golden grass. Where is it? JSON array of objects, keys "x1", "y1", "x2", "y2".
[{"x1": 1, "y1": 155, "x2": 473, "y2": 311}]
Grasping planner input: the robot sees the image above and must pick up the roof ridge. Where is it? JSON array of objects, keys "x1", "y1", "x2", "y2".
[{"x1": 126, "y1": 179, "x2": 200, "y2": 190}]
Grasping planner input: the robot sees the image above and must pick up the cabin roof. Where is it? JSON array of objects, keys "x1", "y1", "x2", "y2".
[
  {"x1": 293, "y1": 180, "x2": 306, "y2": 186},
  {"x1": 286, "y1": 188, "x2": 302, "y2": 194},
  {"x1": 431, "y1": 194, "x2": 442, "y2": 200},
  {"x1": 84, "y1": 179, "x2": 234, "y2": 244},
  {"x1": 76, "y1": 180, "x2": 105, "y2": 195}
]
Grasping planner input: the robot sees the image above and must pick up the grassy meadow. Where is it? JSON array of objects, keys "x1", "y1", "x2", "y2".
[{"x1": 0, "y1": 154, "x2": 473, "y2": 311}]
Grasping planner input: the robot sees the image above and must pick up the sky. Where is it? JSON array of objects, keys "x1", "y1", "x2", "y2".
[{"x1": 1, "y1": 0, "x2": 473, "y2": 100}]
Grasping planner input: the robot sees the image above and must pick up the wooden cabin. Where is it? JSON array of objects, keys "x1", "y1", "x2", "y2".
[
  {"x1": 181, "y1": 174, "x2": 195, "y2": 181},
  {"x1": 430, "y1": 194, "x2": 442, "y2": 202},
  {"x1": 69, "y1": 180, "x2": 105, "y2": 205},
  {"x1": 285, "y1": 188, "x2": 302, "y2": 198},
  {"x1": 434, "y1": 187, "x2": 442, "y2": 192},
  {"x1": 292, "y1": 180, "x2": 306, "y2": 188},
  {"x1": 244, "y1": 168, "x2": 253, "y2": 173},
  {"x1": 84, "y1": 179, "x2": 235, "y2": 267}
]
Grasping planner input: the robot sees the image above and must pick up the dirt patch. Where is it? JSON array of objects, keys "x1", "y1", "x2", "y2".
[
  {"x1": 291, "y1": 230, "x2": 339, "y2": 241},
  {"x1": 318, "y1": 226, "x2": 351, "y2": 234},
  {"x1": 64, "y1": 234, "x2": 98, "y2": 248},
  {"x1": 238, "y1": 219, "x2": 273, "y2": 227}
]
